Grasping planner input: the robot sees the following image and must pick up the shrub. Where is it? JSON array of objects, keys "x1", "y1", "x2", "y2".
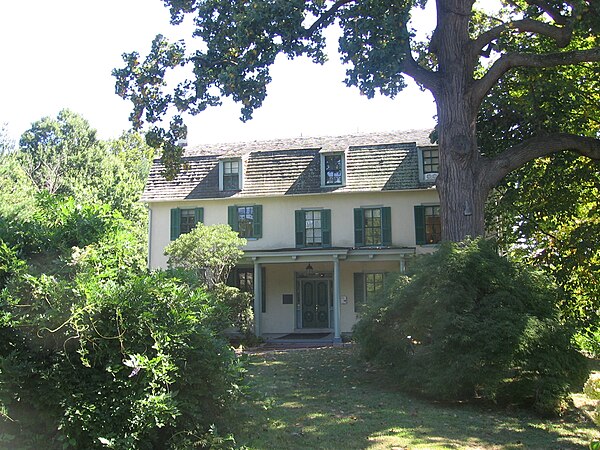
[
  {"x1": 0, "y1": 203, "x2": 245, "y2": 449},
  {"x1": 353, "y1": 238, "x2": 588, "y2": 416}
]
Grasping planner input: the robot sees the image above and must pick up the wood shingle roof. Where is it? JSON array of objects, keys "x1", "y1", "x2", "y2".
[{"x1": 141, "y1": 129, "x2": 436, "y2": 202}]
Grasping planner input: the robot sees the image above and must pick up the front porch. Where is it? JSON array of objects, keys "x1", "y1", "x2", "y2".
[{"x1": 238, "y1": 247, "x2": 415, "y2": 343}]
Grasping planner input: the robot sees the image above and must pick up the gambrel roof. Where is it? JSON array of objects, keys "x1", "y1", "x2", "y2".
[{"x1": 141, "y1": 129, "x2": 436, "y2": 202}]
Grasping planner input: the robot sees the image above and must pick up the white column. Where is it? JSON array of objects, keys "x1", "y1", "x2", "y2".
[
  {"x1": 253, "y1": 259, "x2": 262, "y2": 337},
  {"x1": 332, "y1": 255, "x2": 341, "y2": 343}
]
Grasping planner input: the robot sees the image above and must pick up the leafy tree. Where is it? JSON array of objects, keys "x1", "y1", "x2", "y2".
[
  {"x1": 0, "y1": 123, "x2": 15, "y2": 156},
  {"x1": 165, "y1": 223, "x2": 246, "y2": 288},
  {"x1": 18, "y1": 109, "x2": 105, "y2": 196},
  {"x1": 477, "y1": 35, "x2": 600, "y2": 331},
  {"x1": 114, "y1": 0, "x2": 600, "y2": 241}
]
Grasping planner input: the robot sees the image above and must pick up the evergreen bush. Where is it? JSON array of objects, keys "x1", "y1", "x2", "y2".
[{"x1": 353, "y1": 238, "x2": 588, "y2": 416}]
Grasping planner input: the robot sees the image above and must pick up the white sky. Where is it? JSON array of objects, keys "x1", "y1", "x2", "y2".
[{"x1": 0, "y1": 0, "x2": 437, "y2": 145}]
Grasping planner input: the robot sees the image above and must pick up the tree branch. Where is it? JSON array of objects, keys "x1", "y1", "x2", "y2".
[
  {"x1": 305, "y1": 0, "x2": 355, "y2": 36},
  {"x1": 524, "y1": 0, "x2": 568, "y2": 25},
  {"x1": 472, "y1": 19, "x2": 571, "y2": 59},
  {"x1": 472, "y1": 47, "x2": 600, "y2": 107},
  {"x1": 483, "y1": 133, "x2": 600, "y2": 187}
]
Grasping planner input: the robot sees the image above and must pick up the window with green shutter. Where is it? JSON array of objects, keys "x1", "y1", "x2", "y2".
[
  {"x1": 415, "y1": 205, "x2": 441, "y2": 245},
  {"x1": 170, "y1": 207, "x2": 204, "y2": 240},
  {"x1": 295, "y1": 209, "x2": 331, "y2": 248},
  {"x1": 228, "y1": 205, "x2": 262, "y2": 239},
  {"x1": 354, "y1": 207, "x2": 391, "y2": 247}
]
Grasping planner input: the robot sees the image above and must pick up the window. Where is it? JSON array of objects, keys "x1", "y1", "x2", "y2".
[
  {"x1": 236, "y1": 268, "x2": 254, "y2": 293},
  {"x1": 354, "y1": 272, "x2": 385, "y2": 312},
  {"x1": 228, "y1": 267, "x2": 266, "y2": 313},
  {"x1": 354, "y1": 207, "x2": 391, "y2": 247},
  {"x1": 414, "y1": 205, "x2": 441, "y2": 245},
  {"x1": 170, "y1": 207, "x2": 203, "y2": 240},
  {"x1": 419, "y1": 147, "x2": 439, "y2": 182},
  {"x1": 220, "y1": 159, "x2": 242, "y2": 191},
  {"x1": 422, "y1": 148, "x2": 439, "y2": 174},
  {"x1": 320, "y1": 153, "x2": 345, "y2": 186},
  {"x1": 228, "y1": 205, "x2": 262, "y2": 239},
  {"x1": 295, "y1": 209, "x2": 331, "y2": 248}
]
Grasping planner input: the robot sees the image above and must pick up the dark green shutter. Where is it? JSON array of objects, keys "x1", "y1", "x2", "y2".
[
  {"x1": 381, "y1": 207, "x2": 392, "y2": 246},
  {"x1": 322, "y1": 209, "x2": 332, "y2": 248},
  {"x1": 194, "y1": 207, "x2": 204, "y2": 226},
  {"x1": 228, "y1": 205, "x2": 238, "y2": 231},
  {"x1": 253, "y1": 205, "x2": 262, "y2": 238},
  {"x1": 354, "y1": 208, "x2": 364, "y2": 247},
  {"x1": 414, "y1": 205, "x2": 426, "y2": 245},
  {"x1": 261, "y1": 267, "x2": 266, "y2": 313},
  {"x1": 354, "y1": 272, "x2": 365, "y2": 313},
  {"x1": 295, "y1": 210, "x2": 305, "y2": 248},
  {"x1": 170, "y1": 208, "x2": 181, "y2": 240}
]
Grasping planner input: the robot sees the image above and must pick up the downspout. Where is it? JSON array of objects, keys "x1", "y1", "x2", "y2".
[{"x1": 147, "y1": 205, "x2": 152, "y2": 270}]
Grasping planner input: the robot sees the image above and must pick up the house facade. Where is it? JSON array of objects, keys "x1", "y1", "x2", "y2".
[{"x1": 142, "y1": 130, "x2": 440, "y2": 342}]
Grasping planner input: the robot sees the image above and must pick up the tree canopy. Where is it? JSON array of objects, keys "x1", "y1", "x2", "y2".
[{"x1": 114, "y1": 0, "x2": 600, "y2": 241}]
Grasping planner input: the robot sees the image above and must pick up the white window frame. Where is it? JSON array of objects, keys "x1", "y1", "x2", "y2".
[
  {"x1": 219, "y1": 158, "x2": 243, "y2": 191},
  {"x1": 417, "y1": 146, "x2": 439, "y2": 183}
]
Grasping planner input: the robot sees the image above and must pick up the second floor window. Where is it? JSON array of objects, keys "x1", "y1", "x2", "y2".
[
  {"x1": 295, "y1": 209, "x2": 331, "y2": 248},
  {"x1": 354, "y1": 206, "x2": 392, "y2": 247},
  {"x1": 228, "y1": 204, "x2": 262, "y2": 239},
  {"x1": 414, "y1": 204, "x2": 441, "y2": 245}
]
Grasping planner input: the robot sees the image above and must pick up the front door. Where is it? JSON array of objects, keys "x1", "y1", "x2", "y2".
[{"x1": 301, "y1": 280, "x2": 329, "y2": 328}]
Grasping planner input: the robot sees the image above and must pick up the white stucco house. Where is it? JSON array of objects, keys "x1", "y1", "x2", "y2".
[{"x1": 142, "y1": 130, "x2": 440, "y2": 343}]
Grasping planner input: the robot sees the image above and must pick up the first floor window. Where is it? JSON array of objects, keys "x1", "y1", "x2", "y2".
[
  {"x1": 354, "y1": 272, "x2": 386, "y2": 312},
  {"x1": 228, "y1": 267, "x2": 266, "y2": 313},
  {"x1": 414, "y1": 204, "x2": 441, "y2": 245},
  {"x1": 228, "y1": 204, "x2": 262, "y2": 239},
  {"x1": 295, "y1": 209, "x2": 331, "y2": 248},
  {"x1": 170, "y1": 207, "x2": 204, "y2": 240},
  {"x1": 354, "y1": 206, "x2": 392, "y2": 247}
]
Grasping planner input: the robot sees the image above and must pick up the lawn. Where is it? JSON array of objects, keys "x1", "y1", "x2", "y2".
[{"x1": 229, "y1": 346, "x2": 599, "y2": 449}]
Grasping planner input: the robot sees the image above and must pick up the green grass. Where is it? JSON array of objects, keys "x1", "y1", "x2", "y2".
[{"x1": 228, "y1": 346, "x2": 600, "y2": 449}]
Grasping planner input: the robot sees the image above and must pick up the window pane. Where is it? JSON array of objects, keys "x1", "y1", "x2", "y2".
[
  {"x1": 424, "y1": 205, "x2": 441, "y2": 244},
  {"x1": 423, "y1": 148, "x2": 439, "y2": 174},
  {"x1": 363, "y1": 208, "x2": 382, "y2": 245},
  {"x1": 324, "y1": 154, "x2": 343, "y2": 185},
  {"x1": 304, "y1": 210, "x2": 322, "y2": 246},
  {"x1": 238, "y1": 206, "x2": 254, "y2": 237},
  {"x1": 180, "y1": 209, "x2": 196, "y2": 234}
]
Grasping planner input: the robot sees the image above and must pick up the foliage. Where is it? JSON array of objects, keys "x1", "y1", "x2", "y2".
[
  {"x1": 479, "y1": 30, "x2": 600, "y2": 333},
  {"x1": 584, "y1": 373, "x2": 600, "y2": 428},
  {"x1": 164, "y1": 223, "x2": 246, "y2": 288},
  {"x1": 353, "y1": 238, "x2": 588, "y2": 416},
  {"x1": 0, "y1": 197, "x2": 245, "y2": 449},
  {"x1": 210, "y1": 283, "x2": 254, "y2": 338}
]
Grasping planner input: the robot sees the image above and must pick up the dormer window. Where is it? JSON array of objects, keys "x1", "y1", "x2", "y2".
[
  {"x1": 320, "y1": 152, "x2": 345, "y2": 186},
  {"x1": 418, "y1": 147, "x2": 439, "y2": 182},
  {"x1": 219, "y1": 158, "x2": 242, "y2": 191}
]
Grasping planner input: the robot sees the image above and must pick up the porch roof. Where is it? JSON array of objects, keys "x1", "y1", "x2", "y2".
[{"x1": 240, "y1": 246, "x2": 416, "y2": 264}]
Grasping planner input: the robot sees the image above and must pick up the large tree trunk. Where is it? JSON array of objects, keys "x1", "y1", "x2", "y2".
[{"x1": 434, "y1": 0, "x2": 489, "y2": 242}]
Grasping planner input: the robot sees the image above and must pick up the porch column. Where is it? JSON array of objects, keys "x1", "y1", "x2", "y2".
[
  {"x1": 332, "y1": 255, "x2": 342, "y2": 344},
  {"x1": 253, "y1": 259, "x2": 262, "y2": 337}
]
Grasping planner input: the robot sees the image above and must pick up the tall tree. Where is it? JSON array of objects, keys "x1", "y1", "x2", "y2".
[
  {"x1": 18, "y1": 109, "x2": 105, "y2": 195},
  {"x1": 114, "y1": 0, "x2": 600, "y2": 241}
]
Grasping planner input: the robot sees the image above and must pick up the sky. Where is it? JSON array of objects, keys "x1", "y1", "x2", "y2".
[{"x1": 0, "y1": 1, "x2": 437, "y2": 145}]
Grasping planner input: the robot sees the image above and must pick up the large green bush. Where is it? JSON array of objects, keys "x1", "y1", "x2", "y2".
[
  {"x1": 353, "y1": 238, "x2": 588, "y2": 416},
  {"x1": 0, "y1": 198, "x2": 245, "y2": 449}
]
